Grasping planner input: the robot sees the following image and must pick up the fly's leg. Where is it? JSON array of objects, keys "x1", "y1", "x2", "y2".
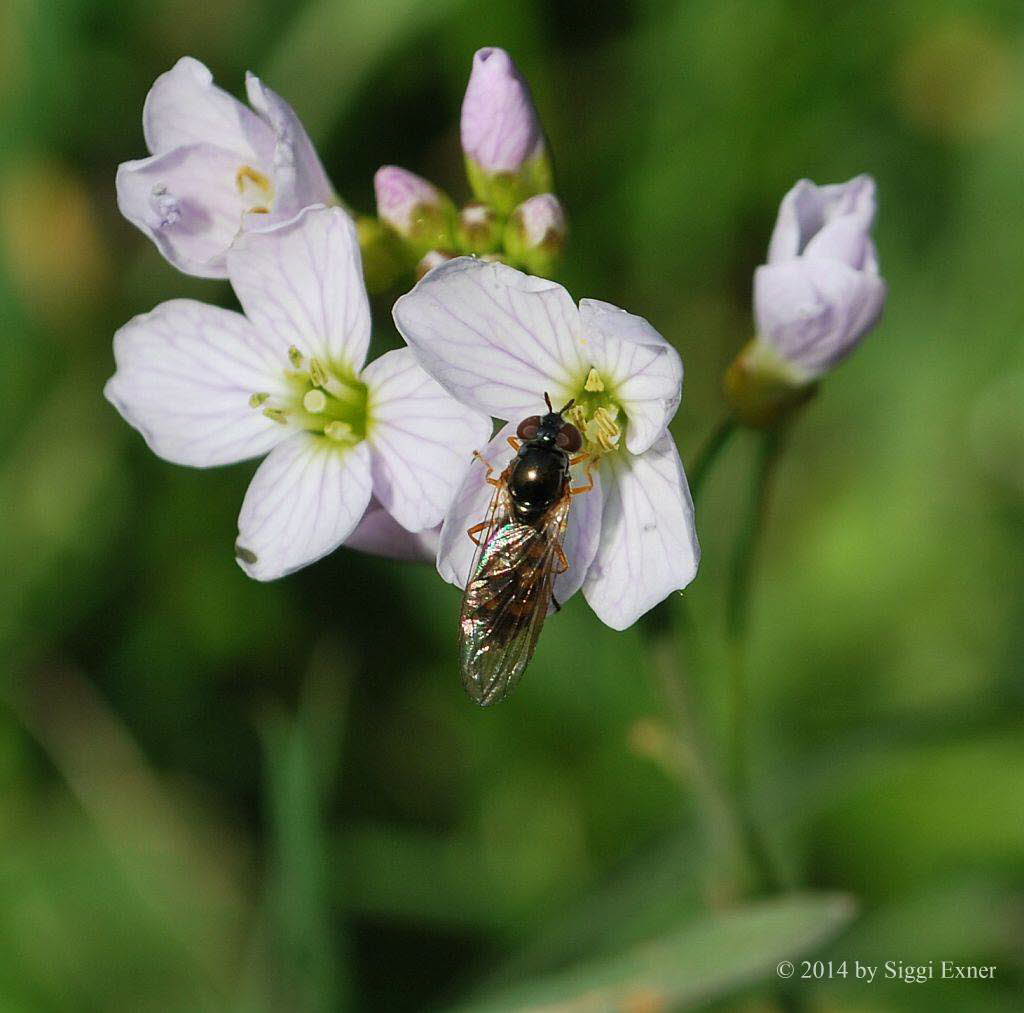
[
  {"x1": 569, "y1": 453, "x2": 594, "y2": 495},
  {"x1": 467, "y1": 521, "x2": 489, "y2": 545},
  {"x1": 507, "y1": 436, "x2": 522, "y2": 452},
  {"x1": 473, "y1": 450, "x2": 502, "y2": 488},
  {"x1": 551, "y1": 594, "x2": 562, "y2": 613},
  {"x1": 570, "y1": 471, "x2": 595, "y2": 495},
  {"x1": 555, "y1": 544, "x2": 569, "y2": 573}
]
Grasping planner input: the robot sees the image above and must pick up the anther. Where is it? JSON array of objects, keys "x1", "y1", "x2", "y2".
[
  {"x1": 249, "y1": 392, "x2": 270, "y2": 408},
  {"x1": 584, "y1": 367, "x2": 605, "y2": 392},
  {"x1": 263, "y1": 407, "x2": 289, "y2": 425},
  {"x1": 309, "y1": 358, "x2": 329, "y2": 388},
  {"x1": 303, "y1": 389, "x2": 328, "y2": 414},
  {"x1": 324, "y1": 420, "x2": 354, "y2": 442},
  {"x1": 236, "y1": 165, "x2": 273, "y2": 198},
  {"x1": 288, "y1": 346, "x2": 304, "y2": 368}
]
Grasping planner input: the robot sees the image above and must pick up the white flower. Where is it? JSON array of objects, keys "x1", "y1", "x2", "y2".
[
  {"x1": 392, "y1": 257, "x2": 700, "y2": 630},
  {"x1": 105, "y1": 206, "x2": 491, "y2": 580},
  {"x1": 116, "y1": 57, "x2": 337, "y2": 278}
]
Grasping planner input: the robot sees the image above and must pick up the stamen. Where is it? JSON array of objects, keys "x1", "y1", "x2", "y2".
[
  {"x1": 288, "y1": 346, "x2": 305, "y2": 368},
  {"x1": 249, "y1": 392, "x2": 270, "y2": 408},
  {"x1": 263, "y1": 407, "x2": 289, "y2": 425},
  {"x1": 587, "y1": 405, "x2": 622, "y2": 452},
  {"x1": 309, "y1": 358, "x2": 329, "y2": 388},
  {"x1": 584, "y1": 367, "x2": 605, "y2": 392},
  {"x1": 236, "y1": 165, "x2": 273, "y2": 197},
  {"x1": 324, "y1": 420, "x2": 354, "y2": 442},
  {"x1": 303, "y1": 389, "x2": 328, "y2": 414}
]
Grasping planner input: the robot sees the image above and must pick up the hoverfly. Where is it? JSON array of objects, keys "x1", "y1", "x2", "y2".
[{"x1": 460, "y1": 394, "x2": 593, "y2": 706}]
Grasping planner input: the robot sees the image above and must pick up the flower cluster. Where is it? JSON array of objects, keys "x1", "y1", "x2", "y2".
[
  {"x1": 372, "y1": 47, "x2": 565, "y2": 283},
  {"x1": 107, "y1": 45, "x2": 887, "y2": 651}
]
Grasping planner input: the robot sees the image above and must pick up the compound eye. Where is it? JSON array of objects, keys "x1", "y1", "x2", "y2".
[
  {"x1": 556, "y1": 423, "x2": 583, "y2": 452},
  {"x1": 516, "y1": 415, "x2": 542, "y2": 440}
]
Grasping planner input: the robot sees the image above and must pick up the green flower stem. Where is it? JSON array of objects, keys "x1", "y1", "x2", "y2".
[
  {"x1": 687, "y1": 416, "x2": 738, "y2": 500},
  {"x1": 641, "y1": 599, "x2": 747, "y2": 897},
  {"x1": 641, "y1": 416, "x2": 744, "y2": 896},
  {"x1": 725, "y1": 425, "x2": 788, "y2": 896},
  {"x1": 643, "y1": 415, "x2": 791, "y2": 903}
]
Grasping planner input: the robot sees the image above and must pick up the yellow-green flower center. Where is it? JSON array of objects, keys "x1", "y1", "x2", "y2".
[
  {"x1": 565, "y1": 366, "x2": 626, "y2": 461},
  {"x1": 250, "y1": 346, "x2": 367, "y2": 445}
]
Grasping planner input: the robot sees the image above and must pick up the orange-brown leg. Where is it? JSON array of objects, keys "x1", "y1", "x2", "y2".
[
  {"x1": 570, "y1": 472, "x2": 595, "y2": 495},
  {"x1": 569, "y1": 452, "x2": 589, "y2": 467},
  {"x1": 473, "y1": 450, "x2": 502, "y2": 487},
  {"x1": 506, "y1": 436, "x2": 522, "y2": 452},
  {"x1": 555, "y1": 544, "x2": 569, "y2": 573},
  {"x1": 467, "y1": 521, "x2": 489, "y2": 545}
]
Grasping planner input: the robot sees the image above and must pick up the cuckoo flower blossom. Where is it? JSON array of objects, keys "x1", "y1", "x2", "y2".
[
  {"x1": 393, "y1": 258, "x2": 699, "y2": 630},
  {"x1": 117, "y1": 57, "x2": 336, "y2": 278},
  {"x1": 105, "y1": 206, "x2": 490, "y2": 579},
  {"x1": 753, "y1": 174, "x2": 885, "y2": 381}
]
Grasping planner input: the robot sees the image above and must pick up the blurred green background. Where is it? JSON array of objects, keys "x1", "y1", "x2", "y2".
[{"x1": 2, "y1": 0, "x2": 1023, "y2": 1010}]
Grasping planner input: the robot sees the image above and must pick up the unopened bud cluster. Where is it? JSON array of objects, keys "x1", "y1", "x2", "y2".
[{"x1": 361, "y1": 47, "x2": 566, "y2": 289}]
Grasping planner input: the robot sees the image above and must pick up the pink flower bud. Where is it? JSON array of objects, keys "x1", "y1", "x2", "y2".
[
  {"x1": 755, "y1": 175, "x2": 886, "y2": 379},
  {"x1": 505, "y1": 194, "x2": 566, "y2": 276},
  {"x1": 374, "y1": 166, "x2": 449, "y2": 237},
  {"x1": 460, "y1": 48, "x2": 545, "y2": 174}
]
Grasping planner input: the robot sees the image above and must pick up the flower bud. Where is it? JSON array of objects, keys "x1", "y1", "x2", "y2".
[
  {"x1": 727, "y1": 175, "x2": 886, "y2": 427},
  {"x1": 457, "y1": 202, "x2": 503, "y2": 254},
  {"x1": 415, "y1": 249, "x2": 456, "y2": 281},
  {"x1": 460, "y1": 47, "x2": 552, "y2": 214},
  {"x1": 374, "y1": 165, "x2": 455, "y2": 258},
  {"x1": 356, "y1": 215, "x2": 405, "y2": 294},
  {"x1": 504, "y1": 194, "x2": 566, "y2": 277}
]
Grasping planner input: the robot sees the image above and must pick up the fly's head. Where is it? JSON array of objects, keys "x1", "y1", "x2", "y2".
[{"x1": 515, "y1": 392, "x2": 583, "y2": 455}]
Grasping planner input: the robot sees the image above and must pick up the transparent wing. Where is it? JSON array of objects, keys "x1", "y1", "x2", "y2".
[{"x1": 459, "y1": 489, "x2": 572, "y2": 706}]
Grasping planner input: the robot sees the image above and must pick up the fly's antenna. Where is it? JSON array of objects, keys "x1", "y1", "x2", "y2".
[
  {"x1": 543, "y1": 392, "x2": 553, "y2": 413},
  {"x1": 558, "y1": 398, "x2": 576, "y2": 415}
]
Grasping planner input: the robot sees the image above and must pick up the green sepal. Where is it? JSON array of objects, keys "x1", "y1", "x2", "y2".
[{"x1": 465, "y1": 150, "x2": 554, "y2": 217}]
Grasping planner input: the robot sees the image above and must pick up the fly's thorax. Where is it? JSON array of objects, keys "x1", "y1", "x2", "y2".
[
  {"x1": 249, "y1": 346, "x2": 368, "y2": 447},
  {"x1": 565, "y1": 366, "x2": 625, "y2": 462},
  {"x1": 508, "y1": 443, "x2": 568, "y2": 523}
]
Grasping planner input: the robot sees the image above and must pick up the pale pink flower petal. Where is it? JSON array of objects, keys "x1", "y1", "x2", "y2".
[
  {"x1": 361, "y1": 347, "x2": 492, "y2": 532},
  {"x1": 583, "y1": 432, "x2": 699, "y2": 630},
  {"x1": 226, "y1": 205, "x2": 371, "y2": 370},
  {"x1": 392, "y1": 257, "x2": 584, "y2": 420},
  {"x1": 235, "y1": 433, "x2": 372, "y2": 581},
  {"x1": 344, "y1": 499, "x2": 439, "y2": 563},
  {"x1": 104, "y1": 299, "x2": 289, "y2": 467},
  {"x1": 754, "y1": 258, "x2": 886, "y2": 378},
  {"x1": 244, "y1": 72, "x2": 336, "y2": 216},
  {"x1": 142, "y1": 56, "x2": 273, "y2": 162}
]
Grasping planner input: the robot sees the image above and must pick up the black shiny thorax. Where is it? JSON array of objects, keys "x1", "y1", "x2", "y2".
[{"x1": 507, "y1": 412, "x2": 570, "y2": 525}]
